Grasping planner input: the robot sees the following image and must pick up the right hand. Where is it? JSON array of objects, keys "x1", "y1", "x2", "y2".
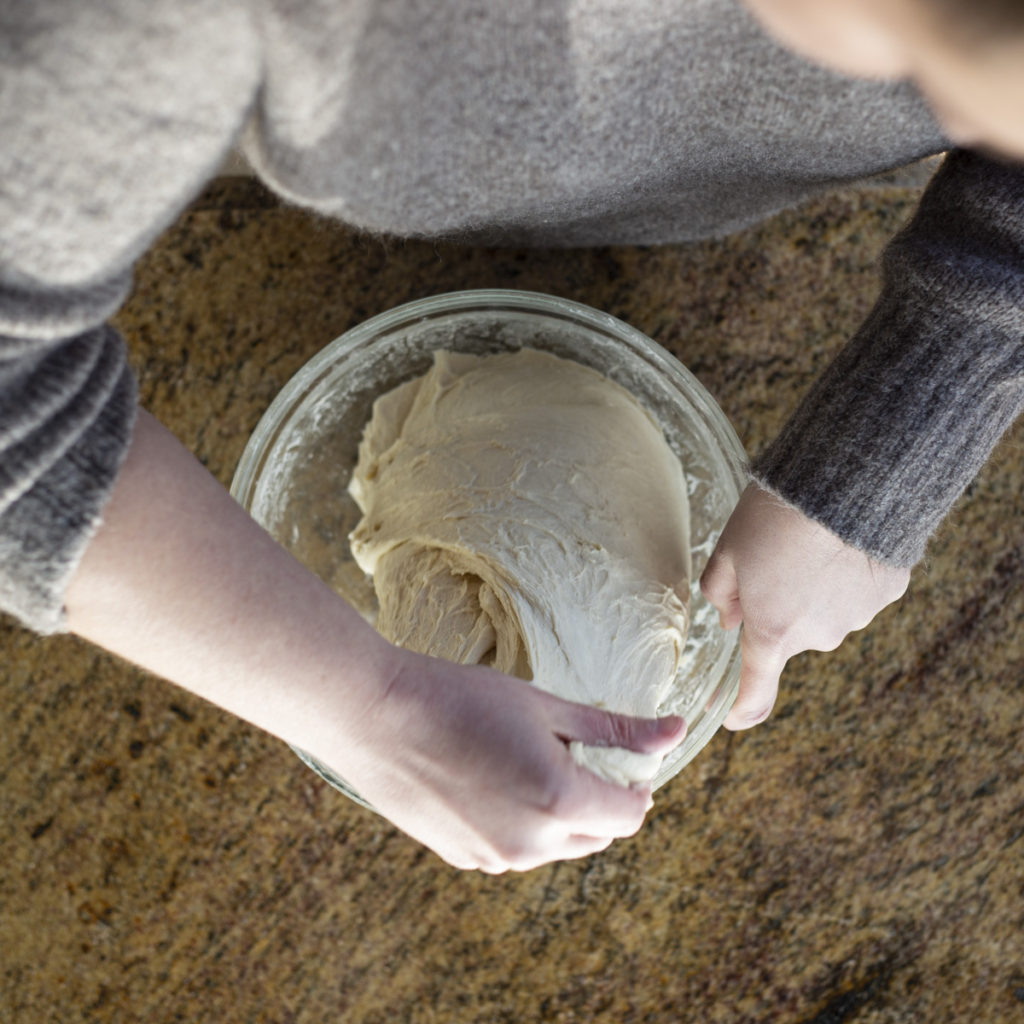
[
  {"x1": 317, "y1": 647, "x2": 686, "y2": 874},
  {"x1": 700, "y1": 483, "x2": 910, "y2": 730}
]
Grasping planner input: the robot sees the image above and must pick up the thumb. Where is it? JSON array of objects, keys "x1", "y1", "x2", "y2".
[
  {"x1": 700, "y1": 551, "x2": 743, "y2": 630},
  {"x1": 551, "y1": 697, "x2": 687, "y2": 754},
  {"x1": 724, "y1": 626, "x2": 787, "y2": 730}
]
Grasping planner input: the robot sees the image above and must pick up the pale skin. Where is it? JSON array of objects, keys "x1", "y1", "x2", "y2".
[
  {"x1": 65, "y1": 410, "x2": 685, "y2": 873},
  {"x1": 711, "y1": 0, "x2": 1024, "y2": 730},
  {"x1": 701, "y1": 485, "x2": 910, "y2": 729},
  {"x1": 63, "y1": 0, "x2": 1023, "y2": 867}
]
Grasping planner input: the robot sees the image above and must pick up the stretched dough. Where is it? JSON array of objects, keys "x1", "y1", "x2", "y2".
[{"x1": 349, "y1": 348, "x2": 690, "y2": 786}]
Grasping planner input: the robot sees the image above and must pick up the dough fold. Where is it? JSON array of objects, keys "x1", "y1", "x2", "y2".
[{"x1": 349, "y1": 348, "x2": 690, "y2": 786}]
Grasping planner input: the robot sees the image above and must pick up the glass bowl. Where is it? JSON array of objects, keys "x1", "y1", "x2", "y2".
[{"x1": 230, "y1": 289, "x2": 747, "y2": 807}]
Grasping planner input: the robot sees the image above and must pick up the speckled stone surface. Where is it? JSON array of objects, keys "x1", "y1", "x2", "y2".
[{"x1": 2, "y1": 176, "x2": 1023, "y2": 1023}]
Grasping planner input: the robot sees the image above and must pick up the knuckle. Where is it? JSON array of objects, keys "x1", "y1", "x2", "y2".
[
  {"x1": 745, "y1": 617, "x2": 792, "y2": 655},
  {"x1": 537, "y1": 767, "x2": 593, "y2": 824},
  {"x1": 622, "y1": 809, "x2": 647, "y2": 838},
  {"x1": 699, "y1": 558, "x2": 729, "y2": 601},
  {"x1": 507, "y1": 851, "x2": 545, "y2": 873},
  {"x1": 479, "y1": 860, "x2": 511, "y2": 876},
  {"x1": 489, "y1": 834, "x2": 530, "y2": 865},
  {"x1": 729, "y1": 701, "x2": 774, "y2": 728},
  {"x1": 745, "y1": 703, "x2": 774, "y2": 725},
  {"x1": 537, "y1": 779, "x2": 573, "y2": 819},
  {"x1": 815, "y1": 627, "x2": 849, "y2": 652},
  {"x1": 601, "y1": 713, "x2": 634, "y2": 751}
]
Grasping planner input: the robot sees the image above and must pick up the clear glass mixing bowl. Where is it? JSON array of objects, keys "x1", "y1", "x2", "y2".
[{"x1": 230, "y1": 290, "x2": 747, "y2": 807}]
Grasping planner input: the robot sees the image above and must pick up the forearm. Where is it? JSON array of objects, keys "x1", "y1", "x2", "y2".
[
  {"x1": 754, "y1": 150, "x2": 1024, "y2": 565},
  {"x1": 63, "y1": 410, "x2": 684, "y2": 872},
  {"x1": 64, "y1": 408, "x2": 394, "y2": 757},
  {"x1": 707, "y1": 151, "x2": 1024, "y2": 729}
]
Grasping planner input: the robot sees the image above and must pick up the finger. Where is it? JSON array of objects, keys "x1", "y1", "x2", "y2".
[
  {"x1": 549, "y1": 765, "x2": 653, "y2": 837},
  {"x1": 723, "y1": 626, "x2": 787, "y2": 730},
  {"x1": 565, "y1": 834, "x2": 616, "y2": 858},
  {"x1": 429, "y1": 840, "x2": 486, "y2": 872},
  {"x1": 478, "y1": 863, "x2": 510, "y2": 875},
  {"x1": 479, "y1": 833, "x2": 616, "y2": 874},
  {"x1": 700, "y1": 552, "x2": 743, "y2": 630},
  {"x1": 518, "y1": 835, "x2": 617, "y2": 872},
  {"x1": 549, "y1": 699, "x2": 687, "y2": 755},
  {"x1": 443, "y1": 857, "x2": 483, "y2": 872},
  {"x1": 717, "y1": 598, "x2": 743, "y2": 631}
]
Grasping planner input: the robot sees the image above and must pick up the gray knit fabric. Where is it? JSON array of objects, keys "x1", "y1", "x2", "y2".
[
  {"x1": 243, "y1": 0, "x2": 946, "y2": 244},
  {"x1": 1, "y1": 0, "x2": 1021, "y2": 633},
  {"x1": 753, "y1": 152, "x2": 1024, "y2": 566},
  {"x1": 0, "y1": 0, "x2": 260, "y2": 631}
]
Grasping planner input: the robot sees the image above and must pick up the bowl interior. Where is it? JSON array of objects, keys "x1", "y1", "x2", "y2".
[{"x1": 231, "y1": 290, "x2": 747, "y2": 800}]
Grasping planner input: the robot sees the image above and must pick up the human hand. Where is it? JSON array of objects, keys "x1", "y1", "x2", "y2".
[
  {"x1": 65, "y1": 410, "x2": 683, "y2": 874},
  {"x1": 700, "y1": 482, "x2": 910, "y2": 730},
  {"x1": 318, "y1": 648, "x2": 686, "y2": 874}
]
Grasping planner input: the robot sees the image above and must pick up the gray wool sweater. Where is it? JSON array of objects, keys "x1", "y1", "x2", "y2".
[{"x1": 1, "y1": 0, "x2": 1022, "y2": 633}]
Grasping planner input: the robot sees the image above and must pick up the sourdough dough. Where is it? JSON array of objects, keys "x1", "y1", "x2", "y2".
[{"x1": 349, "y1": 348, "x2": 691, "y2": 786}]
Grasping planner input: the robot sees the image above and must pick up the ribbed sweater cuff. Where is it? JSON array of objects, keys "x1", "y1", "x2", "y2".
[
  {"x1": 753, "y1": 285, "x2": 1024, "y2": 567},
  {"x1": 0, "y1": 345, "x2": 137, "y2": 634}
]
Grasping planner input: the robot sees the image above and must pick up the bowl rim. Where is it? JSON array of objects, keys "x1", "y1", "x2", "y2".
[
  {"x1": 232, "y1": 289, "x2": 748, "y2": 506},
  {"x1": 230, "y1": 288, "x2": 749, "y2": 801}
]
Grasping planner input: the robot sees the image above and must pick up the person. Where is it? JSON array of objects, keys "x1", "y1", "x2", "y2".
[
  {"x1": 1, "y1": 0, "x2": 1021, "y2": 873},
  {"x1": 702, "y1": 0, "x2": 1024, "y2": 727}
]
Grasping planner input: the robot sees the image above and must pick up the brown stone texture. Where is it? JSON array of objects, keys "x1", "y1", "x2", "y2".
[{"x1": 2, "y1": 176, "x2": 1022, "y2": 1023}]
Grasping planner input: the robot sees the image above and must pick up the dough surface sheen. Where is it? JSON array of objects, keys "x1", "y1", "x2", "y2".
[{"x1": 349, "y1": 348, "x2": 691, "y2": 786}]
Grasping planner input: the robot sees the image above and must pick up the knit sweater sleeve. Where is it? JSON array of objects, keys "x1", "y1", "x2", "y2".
[
  {"x1": 0, "y1": 283, "x2": 138, "y2": 633},
  {"x1": 752, "y1": 150, "x2": 1024, "y2": 567},
  {"x1": 0, "y1": 0, "x2": 261, "y2": 633}
]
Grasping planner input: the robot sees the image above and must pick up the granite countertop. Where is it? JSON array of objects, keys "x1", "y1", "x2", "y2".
[{"x1": 2, "y1": 175, "x2": 1022, "y2": 1023}]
